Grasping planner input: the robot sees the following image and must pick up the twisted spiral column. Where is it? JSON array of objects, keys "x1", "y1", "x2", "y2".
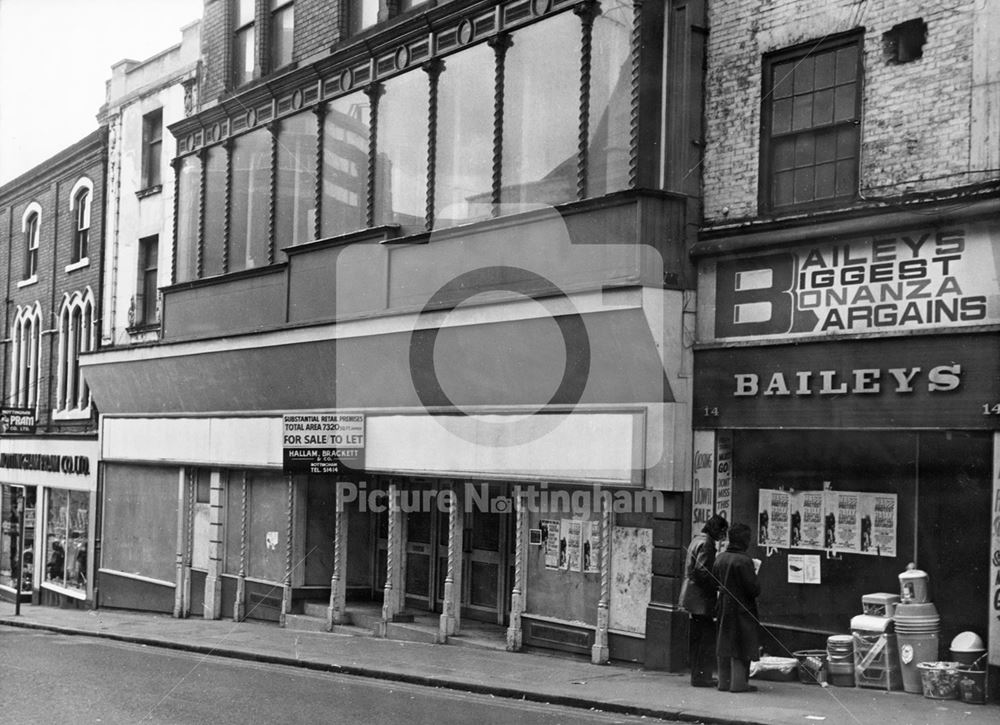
[
  {"x1": 327, "y1": 480, "x2": 346, "y2": 629},
  {"x1": 439, "y1": 485, "x2": 457, "y2": 641},
  {"x1": 280, "y1": 475, "x2": 294, "y2": 627},
  {"x1": 575, "y1": 1, "x2": 598, "y2": 200},
  {"x1": 592, "y1": 491, "x2": 611, "y2": 664},
  {"x1": 506, "y1": 489, "x2": 526, "y2": 651},
  {"x1": 234, "y1": 472, "x2": 248, "y2": 621},
  {"x1": 628, "y1": 0, "x2": 643, "y2": 189},
  {"x1": 381, "y1": 480, "x2": 400, "y2": 628}
]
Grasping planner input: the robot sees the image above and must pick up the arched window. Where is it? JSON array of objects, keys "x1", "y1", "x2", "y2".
[
  {"x1": 56, "y1": 288, "x2": 96, "y2": 415},
  {"x1": 21, "y1": 202, "x2": 42, "y2": 282},
  {"x1": 9, "y1": 304, "x2": 42, "y2": 409},
  {"x1": 69, "y1": 178, "x2": 93, "y2": 266}
]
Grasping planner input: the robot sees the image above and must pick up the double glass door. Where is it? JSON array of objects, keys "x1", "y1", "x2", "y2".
[{"x1": 403, "y1": 485, "x2": 513, "y2": 624}]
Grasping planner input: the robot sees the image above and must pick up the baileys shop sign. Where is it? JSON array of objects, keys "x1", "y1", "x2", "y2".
[{"x1": 710, "y1": 222, "x2": 1000, "y2": 341}]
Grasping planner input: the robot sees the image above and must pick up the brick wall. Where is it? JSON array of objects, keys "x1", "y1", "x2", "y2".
[
  {"x1": 295, "y1": 0, "x2": 343, "y2": 61},
  {"x1": 201, "y1": 0, "x2": 231, "y2": 102},
  {"x1": 0, "y1": 139, "x2": 105, "y2": 432},
  {"x1": 703, "y1": 0, "x2": 985, "y2": 223}
]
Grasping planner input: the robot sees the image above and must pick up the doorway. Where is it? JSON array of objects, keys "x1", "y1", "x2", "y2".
[{"x1": 401, "y1": 482, "x2": 514, "y2": 625}]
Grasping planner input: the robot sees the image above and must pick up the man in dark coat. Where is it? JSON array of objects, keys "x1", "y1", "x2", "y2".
[
  {"x1": 713, "y1": 522, "x2": 761, "y2": 693},
  {"x1": 678, "y1": 514, "x2": 728, "y2": 687}
]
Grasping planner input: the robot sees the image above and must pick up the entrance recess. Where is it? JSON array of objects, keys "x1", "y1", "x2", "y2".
[{"x1": 402, "y1": 482, "x2": 513, "y2": 625}]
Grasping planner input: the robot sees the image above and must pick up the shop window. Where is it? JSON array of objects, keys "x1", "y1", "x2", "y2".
[
  {"x1": 44, "y1": 488, "x2": 90, "y2": 595},
  {"x1": 233, "y1": 0, "x2": 256, "y2": 87},
  {"x1": 203, "y1": 146, "x2": 228, "y2": 277},
  {"x1": 69, "y1": 179, "x2": 92, "y2": 265},
  {"x1": 501, "y1": 11, "x2": 581, "y2": 210},
  {"x1": 760, "y1": 34, "x2": 862, "y2": 212},
  {"x1": 135, "y1": 235, "x2": 159, "y2": 326},
  {"x1": 588, "y1": 0, "x2": 633, "y2": 196},
  {"x1": 9, "y1": 304, "x2": 41, "y2": 410},
  {"x1": 174, "y1": 154, "x2": 201, "y2": 283},
  {"x1": 229, "y1": 128, "x2": 272, "y2": 272},
  {"x1": 101, "y1": 464, "x2": 178, "y2": 582},
  {"x1": 142, "y1": 108, "x2": 163, "y2": 191},
  {"x1": 21, "y1": 203, "x2": 41, "y2": 283},
  {"x1": 434, "y1": 43, "x2": 494, "y2": 228},
  {"x1": 321, "y1": 91, "x2": 370, "y2": 238},
  {"x1": 1, "y1": 486, "x2": 36, "y2": 593},
  {"x1": 55, "y1": 288, "x2": 95, "y2": 415},
  {"x1": 270, "y1": 0, "x2": 294, "y2": 71},
  {"x1": 374, "y1": 70, "x2": 429, "y2": 229},
  {"x1": 275, "y1": 111, "x2": 317, "y2": 249}
]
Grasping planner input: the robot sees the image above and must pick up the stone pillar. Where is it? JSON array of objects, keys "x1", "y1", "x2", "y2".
[
  {"x1": 173, "y1": 469, "x2": 187, "y2": 618},
  {"x1": 438, "y1": 485, "x2": 459, "y2": 642},
  {"x1": 280, "y1": 475, "x2": 294, "y2": 627},
  {"x1": 506, "y1": 489, "x2": 526, "y2": 651},
  {"x1": 203, "y1": 471, "x2": 224, "y2": 619},
  {"x1": 592, "y1": 496, "x2": 611, "y2": 664},
  {"x1": 327, "y1": 480, "x2": 347, "y2": 629},
  {"x1": 233, "y1": 473, "x2": 248, "y2": 622}
]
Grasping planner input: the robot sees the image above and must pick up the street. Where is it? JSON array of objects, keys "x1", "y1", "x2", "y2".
[{"x1": 0, "y1": 629, "x2": 682, "y2": 725}]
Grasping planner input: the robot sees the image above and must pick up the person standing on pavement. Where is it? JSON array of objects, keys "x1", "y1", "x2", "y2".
[
  {"x1": 713, "y1": 522, "x2": 761, "y2": 693},
  {"x1": 679, "y1": 514, "x2": 728, "y2": 687}
]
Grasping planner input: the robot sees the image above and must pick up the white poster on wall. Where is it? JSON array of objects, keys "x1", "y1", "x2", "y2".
[
  {"x1": 692, "y1": 430, "x2": 716, "y2": 528},
  {"x1": 715, "y1": 432, "x2": 733, "y2": 525},
  {"x1": 859, "y1": 493, "x2": 897, "y2": 557},
  {"x1": 835, "y1": 492, "x2": 861, "y2": 554},
  {"x1": 609, "y1": 526, "x2": 652, "y2": 635}
]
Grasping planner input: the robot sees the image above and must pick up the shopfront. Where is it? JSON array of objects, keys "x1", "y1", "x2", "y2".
[
  {"x1": 693, "y1": 217, "x2": 1000, "y2": 674},
  {"x1": 0, "y1": 438, "x2": 98, "y2": 607}
]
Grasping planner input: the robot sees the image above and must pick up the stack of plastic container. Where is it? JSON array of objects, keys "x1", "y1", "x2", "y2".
[
  {"x1": 893, "y1": 564, "x2": 941, "y2": 694},
  {"x1": 852, "y1": 592, "x2": 902, "y2": 690}
]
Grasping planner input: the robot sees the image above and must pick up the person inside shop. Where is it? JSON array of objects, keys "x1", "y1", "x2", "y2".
[
  {"x1": 678, "y1": 513, "x2": 729, "y2": 687},
  {"x1": 713, "y1": 522, "x2": 762, "y2": 693},
  {"x1": 46, "y1": 540, "x2": 65, "y2": 581}
]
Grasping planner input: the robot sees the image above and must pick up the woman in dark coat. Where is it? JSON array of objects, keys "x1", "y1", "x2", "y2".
[{"x1": 713, "y1": 522, "x2": 761, "y2": 692}]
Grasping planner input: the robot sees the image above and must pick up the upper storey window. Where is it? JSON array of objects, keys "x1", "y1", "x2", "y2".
[
  {"x1": 69, "y1": 178, "x2": 93, "y2": 267},
  {"x1": 142, "y1": 109, "x2": 163, "y2": 190},
  {"x1": 348, "y1": 0, "x2": 379, "y2": 35},
  {"x1": 173, "y1": 2, "x2": 639, "y2": 282},
  {"x1": 21, "y1": 203, "x2": 41, "y2": 283},
  {"x1": 270, "y1": 0, "x2": 294, "y2": 71},
  {"x1": 761, "y1": 34, "x2": 862, "y2": 212},
  {"x1": 234, "y1": 0, "x2": 256, "y2": 87}
]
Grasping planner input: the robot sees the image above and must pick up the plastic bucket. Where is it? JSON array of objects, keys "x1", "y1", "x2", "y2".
[
  {"x1": 899, "y1": 568, "x2": 930, "y2": 603},
  {"x1": 916, "y1": 661, "x2": 960, "y2": 699},
  {"x1": 793, "y1": 650, "x2": 827, "y2": 685},
  {"x1": 958, "y1": 668, "x2": 987, "y2": 705},
  {"x1": 950, "y1": 648, "x2": 987, "y2": 668},
  {"x1": 826, "y1": 635, "x2": 855, "y2": 687},
  {"x1": 898, "y1": 631, "x2": 939, "y2": 693}
]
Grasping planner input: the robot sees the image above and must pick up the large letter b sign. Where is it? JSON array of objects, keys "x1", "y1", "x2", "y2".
[{"x1": 715, "y1": 254, "x2": 795, "y2": 338}]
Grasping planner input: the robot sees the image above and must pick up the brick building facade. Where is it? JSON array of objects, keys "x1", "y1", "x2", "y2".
[{"x1": 0, "y1": 130, "x2": 106, "y2": 609}]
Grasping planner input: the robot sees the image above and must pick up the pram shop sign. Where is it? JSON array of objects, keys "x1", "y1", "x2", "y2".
[{"x1": 282, "y1": 413, "x2": 365, "y2": 475}]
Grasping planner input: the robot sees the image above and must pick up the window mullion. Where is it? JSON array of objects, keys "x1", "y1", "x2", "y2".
[
  {"x1": 364, "y1": 83, "x2": 384, "y2": 229},
  {"x1": 424, "y1": 59, "x2": 442, "y2": 231},
  {"x1": 489, "y1": 34, "x2": 512, "y2": 217},
  {"x1": 575, "y1": 1, "x2": 598, "y2": 201}
]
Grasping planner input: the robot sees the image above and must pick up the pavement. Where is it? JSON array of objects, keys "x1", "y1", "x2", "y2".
[{"x1": 1, "y1": 601, "x2": 997, "y2": 725}]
